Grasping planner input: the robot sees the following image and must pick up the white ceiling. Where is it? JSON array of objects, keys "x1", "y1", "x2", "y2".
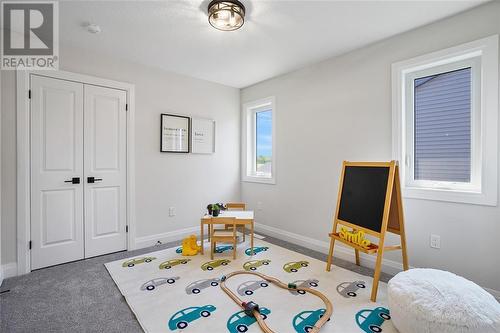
[{"x1": 60, "y1": 1, "x2": 487, "y2": 88}]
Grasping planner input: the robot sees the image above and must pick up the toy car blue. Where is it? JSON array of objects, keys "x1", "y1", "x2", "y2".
[
  {"x1": 175, "y1": 247, "x2": 182, "y2": 254},
  {"x1": 245, "y1": 246, "x2": 269, "y2": 256},
  {"x1": 227, "y1": 307, "x2": 271, "y2": 333},
  {"x1": 168, "y1": 305, "x2": 216, "y2": 330},
  {"x1": 216, "y1": 245, "x2": 234, "y2": 253},
  {"x1": 293, "y1": 308, "x2": 329, "y2": 333},
  {"x1": 355, "y1": 307, "x2": 391, "y2": 333}
]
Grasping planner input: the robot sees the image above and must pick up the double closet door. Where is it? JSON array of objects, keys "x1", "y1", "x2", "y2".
[{"x1": 30, "y1": 75, "x2": 127, "y2": 270}]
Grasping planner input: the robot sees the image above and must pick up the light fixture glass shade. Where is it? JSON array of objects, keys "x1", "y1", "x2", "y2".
[{"x1": 208, "y1": 0, "x2": 245, "y2": 31}]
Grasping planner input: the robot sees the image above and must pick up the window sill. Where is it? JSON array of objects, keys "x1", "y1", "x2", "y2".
[
  {"x1": 242, "y1": 175, "x2": 276, "y2": 185},
  {"x1": 403, "y1": 186, "x2": 497, "y2": 206}
]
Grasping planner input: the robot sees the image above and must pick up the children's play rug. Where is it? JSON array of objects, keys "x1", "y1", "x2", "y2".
[{"x1": 105, "y1": 239, "x2": 398, "y2": 333}]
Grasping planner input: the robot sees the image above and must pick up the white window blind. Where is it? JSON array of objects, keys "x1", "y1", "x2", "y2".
[{"x1": 414, "y1": 67, "x2": 471, "y2": 182}]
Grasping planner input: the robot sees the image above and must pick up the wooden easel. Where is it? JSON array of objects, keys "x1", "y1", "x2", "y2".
[{"x1": 325, "y1": 161, "x2": 409, "y2": 302}]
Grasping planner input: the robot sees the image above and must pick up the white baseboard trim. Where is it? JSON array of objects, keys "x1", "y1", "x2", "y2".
[
  {"x1": 254, "y1": 222, "x2": 500, "y2": 299},
  {"x1": 134, "y1": 226, "x2": 199, "y2": 250},
  {"x1": 254, "y1": 222, "x2": 406, "y2": 276},
  {"x1": 1, "y1": 263, "x2": 18, "y2": 280}
]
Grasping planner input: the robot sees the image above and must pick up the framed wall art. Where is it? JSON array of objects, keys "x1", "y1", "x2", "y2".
[
  {"x1": 160, "y1": 114, "x2": 190, "y2": 153},
  {"x1": 191, "y1": 118, "x2": 215, "y2": 154}
]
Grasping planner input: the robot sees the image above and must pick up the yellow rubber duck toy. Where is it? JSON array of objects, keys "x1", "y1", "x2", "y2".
[{"x1": 182, "y1": 234, "x2": 201, "y2": 256}]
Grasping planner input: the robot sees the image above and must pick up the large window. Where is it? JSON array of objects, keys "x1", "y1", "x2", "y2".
[
  {"x1": 414, "y1": 68, "x2": 472, "y2": 183},
  {"x1": 393, "y1": 36, "x2": 498, "y2": 205},
  {"x1": 242, "y1": 97, "x2": 275, "y2": 184}
]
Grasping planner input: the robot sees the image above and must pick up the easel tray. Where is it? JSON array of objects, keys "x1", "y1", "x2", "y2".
[{"x1": 329, "y1": 233, "x2": 379, "y2": 254}]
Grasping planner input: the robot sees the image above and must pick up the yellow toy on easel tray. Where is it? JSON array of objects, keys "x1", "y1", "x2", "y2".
[
  {"x1": 181, "y1": 234, "x2": 202, "y2": 256},
  {"x1": 339, "y1": 227, "x2": 371, "y2": 249}
]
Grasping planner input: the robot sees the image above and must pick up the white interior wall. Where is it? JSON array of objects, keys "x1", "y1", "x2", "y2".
[
  {"x1": 0, "y1": 70, "x2": 2, "y2": 285},
  {"x1": 241, "y1": 2, "x2": 500, "y2": 293},
  {"x1": 1, "y1": 2, "x2": 499, "y2": 295},
  {"x1": 0, "y1": 46, "x2": 241, "y2": 267}
]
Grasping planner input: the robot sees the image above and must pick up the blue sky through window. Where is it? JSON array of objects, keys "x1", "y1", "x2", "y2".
[{"x1": 256, "y1": 110, "x2": 272, "y2": 158}]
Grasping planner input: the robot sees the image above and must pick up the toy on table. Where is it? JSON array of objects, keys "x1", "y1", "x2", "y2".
[
  {"x1": 339, "y1": 227, "x2": 371, "y2": 249},
  {"x1": 181, "y1": 234, "x2": 202, "y2": 256}
]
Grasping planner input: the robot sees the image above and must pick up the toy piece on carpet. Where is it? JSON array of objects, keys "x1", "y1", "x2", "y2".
[
  {"x1": 220, "y1": 270, "x2": 333, "y2": 333},
  {"x1": 181, "y1": 234, "x2": 202, "y2": 256}
]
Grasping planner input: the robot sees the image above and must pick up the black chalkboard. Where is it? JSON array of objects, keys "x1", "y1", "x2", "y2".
[{"x1": 337, "y1": 166, "x2": 390, "y2": 233}]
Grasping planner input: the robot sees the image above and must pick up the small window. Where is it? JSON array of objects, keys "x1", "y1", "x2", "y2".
[
  {"x1": 242, "y1": 97, "x2": 275, "y2": 184},
  {"x1": 255, "y1": 110, "x2": 272, "y2": 175},
  {"x1": 393, "y1": 36, "x2": 498, "y2": 205}
]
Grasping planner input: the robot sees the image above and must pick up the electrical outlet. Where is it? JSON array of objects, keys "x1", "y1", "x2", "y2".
[
  {"x1": 169, "y1": 207, "x2": 176, "y2": 217},
  {"x1": 430, "y1": 234, "x2": 441, "y2": 249},
  {"x1": 257, "y1": 202, "x2": 263, "y2": 210}
]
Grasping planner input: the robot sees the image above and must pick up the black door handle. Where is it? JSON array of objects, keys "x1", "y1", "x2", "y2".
[
  {"x1": 64, "y1": 177, "x2": 80, "y2": 184},
  {"x1": 87, "y1": 177, "x2": 103, "y2": 184}
]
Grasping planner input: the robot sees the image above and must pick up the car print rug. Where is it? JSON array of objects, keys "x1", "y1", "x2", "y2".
[{"x1": 105, "y1": 239, "x2": 398, "y2": 333}]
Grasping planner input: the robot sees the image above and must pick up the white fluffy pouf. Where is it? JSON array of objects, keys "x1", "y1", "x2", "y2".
[{"x1": 388, "y1": 268, "x2": 500, "y2": 333}]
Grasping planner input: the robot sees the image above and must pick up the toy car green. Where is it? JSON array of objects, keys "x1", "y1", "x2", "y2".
[
  {"x1": 227, "y1": 307, "x2": 271, "y2": 333},
  {"x1": 293, "y1": 308, "x2": 329, "y2": 333},
  {"x1": 243, "y1": 260, "x2": 271, "y2": 271},
  {"x1": 168, "y1": 305, "x2": 216, "y2": 330},
  {"x1": 122, "y1": 256, "x2": 156, "y2": 267},
  {"x1": 283, "y1": 261, "x2": 309, "y2": 273},
  {"x1": 245, "y1": 246, "x2": 269, "y2": 256},
  {"x1": 201, "y1": 259, "x2": 230, "y2": 271},
  {"x1": 159, "y1": 258, "x2": 190, "y2": 270},
  {"x1": 355, "y1": 307, "x2": 390, "y2": 333}
]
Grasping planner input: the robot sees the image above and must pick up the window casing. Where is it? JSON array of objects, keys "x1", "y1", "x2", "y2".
[
  {"x1": 392, "y1": 36, "x2": 498, "y2": 206},
  {"x1": 242, "y1": 97, "x2": 276, "y2": 184}
]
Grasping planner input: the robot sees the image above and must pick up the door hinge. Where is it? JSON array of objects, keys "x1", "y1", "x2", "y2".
[
  {"x1": 29, "y1": 240, "x2": 32, "y2": 250},
  {"x1": 28, "y1": 89, "x2": 31, "y2": 99},
  {"x1": 125, "y1": 103, "x2": 128, "y2": 111},
  {"x1": 126, "y1": 225, "x2": 129, "y2": 233}
]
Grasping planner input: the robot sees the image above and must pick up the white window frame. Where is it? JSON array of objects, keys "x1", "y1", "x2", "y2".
[
  {"x1": 392, "y1": 35, "x2": 498, "y2": 206},
  {"x1": 242, "y1": 96, "x2": 276, "y2": 184}
]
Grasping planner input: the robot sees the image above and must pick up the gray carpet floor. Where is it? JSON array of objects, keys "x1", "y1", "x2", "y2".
[{"x1": 0, "y1": 233, "x2": 392, "y2": 332}]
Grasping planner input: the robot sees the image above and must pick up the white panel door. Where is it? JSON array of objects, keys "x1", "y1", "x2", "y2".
[
  {"x1": 84, "y1": 84, "x2": 127, "y2": 258},
  {"x1": 30, "y1": 75, "x2": 84, "y2": 270}
]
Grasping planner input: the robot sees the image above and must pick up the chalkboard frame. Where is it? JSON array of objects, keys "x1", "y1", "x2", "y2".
[
  {"x1": 327, "y1": 160, "x2": 409, "y2": 302},
  {"x1": 333, "y1": 161, "x2": 397, "y2": 237}
]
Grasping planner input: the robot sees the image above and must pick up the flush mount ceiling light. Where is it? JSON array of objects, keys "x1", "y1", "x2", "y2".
[{"x1": 208, "y1": 0, "x2": 245, "y2": 31}]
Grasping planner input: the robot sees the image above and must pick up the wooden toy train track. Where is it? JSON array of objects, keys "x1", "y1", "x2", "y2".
[{"x1": 220, "y1": 270, "x2": 333, "y2": 333}]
